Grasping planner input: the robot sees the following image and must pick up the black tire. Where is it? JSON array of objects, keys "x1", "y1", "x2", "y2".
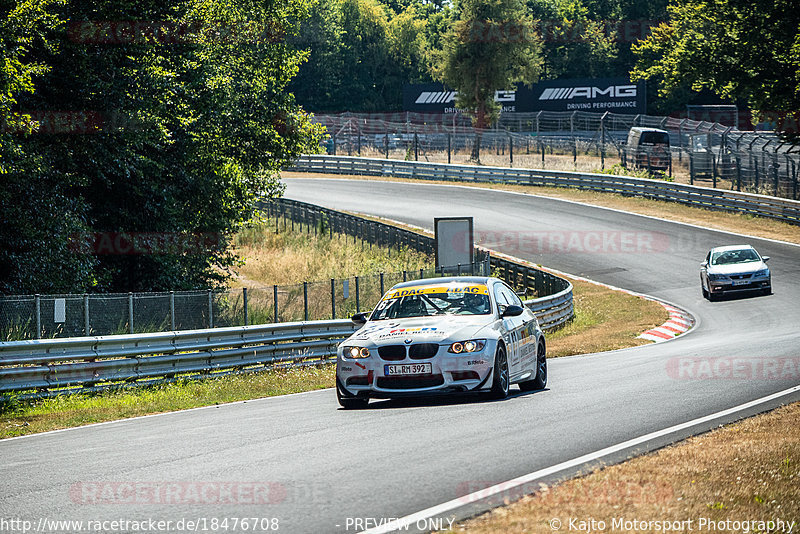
[
  {"x1": 488, "y1": 344, "x2": 510, "y2": 400},
  {"x1": 708, "y1": 291, "x2": 718, "y2": 302},
  {"x1": 336, "y1": 382, "x2": 368, "y2": 409},
  {"x1": 761, "y1": 286, "x2": 772, "y2": 296},
  {"x1": 519, "y1": 340, "x2": 547, "y2": 391}
]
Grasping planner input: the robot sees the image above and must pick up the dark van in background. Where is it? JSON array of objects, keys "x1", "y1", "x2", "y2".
[{"x1": 626, "y1": 127, "x2": 671, "y2": 173}]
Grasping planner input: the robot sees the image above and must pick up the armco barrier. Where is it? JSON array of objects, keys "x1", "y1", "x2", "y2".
[
  {"x1": 0, "y1": 199, "x2": 573, "y2": 396},
  {"x1": 0, "y1": 320, "x2": 355, "y2": 395},
  {"x1": 288, "y1": 155, "x2": 800, "y2": 225}
]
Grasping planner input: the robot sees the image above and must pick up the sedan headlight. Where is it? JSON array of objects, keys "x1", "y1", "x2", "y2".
[
  {"x1": 448, "y1": 339, "x2": 486, "y2": 354},
  {"x1": 753, "y1": 269, "x2": 769, "y2": 277},
  {"x1": 707, "y1": 273, "x2": 727, "y2": 281},
  {"x1": 342, "y1": 346, "x2": 371, "y2": 359}
]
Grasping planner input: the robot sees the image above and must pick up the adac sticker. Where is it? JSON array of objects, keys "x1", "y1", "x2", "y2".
[{"x1": 385, "y1": 284, "x2": 488, "y2": 299}]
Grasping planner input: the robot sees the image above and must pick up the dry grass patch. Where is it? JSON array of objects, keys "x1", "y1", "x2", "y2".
[
  {"x1": 230, "y1": 218, "x2": 432, "y2": 287},
  {"x1": 547, "y1": 278, "x2": 667, "y2": 357},
  {"x1": 454, "y1": 402, "x2": 800, "y2": 533},
  {"x1": 282, "y1": 172, "x2": 800, "y2": 245}
]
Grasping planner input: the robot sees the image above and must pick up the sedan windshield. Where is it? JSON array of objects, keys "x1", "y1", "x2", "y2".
[
  {"x1": 711, "y1": 248, "x2": 760, "y2": 265},
  {"x1": 370, "y1": 284, "x2": 491, "y2": 320}
]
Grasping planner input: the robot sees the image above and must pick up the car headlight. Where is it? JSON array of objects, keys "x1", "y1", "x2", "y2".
[
  {"x1": 753, "y1": 269, "x2": 769, "y2": 277},
  {"x1": 707, "y1": 273, "x2": 726, "y2": 281},
  {"x1": 342, "y1": 346, "x2": 371, "y2": 359},
  {"x1": 448, "y1": 339, "x2": 486, "y2": 354}
]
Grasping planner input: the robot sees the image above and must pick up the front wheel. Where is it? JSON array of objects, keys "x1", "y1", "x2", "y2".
[
  {"x1": 488, "y1": 344, "x2": 510, "y2": 400},
  {"x1": 337, "y1": 383, "x2": 369, "y2": 409},
  {"x1": 519, "y1": 340, "x2": 547, "y2": 391}
]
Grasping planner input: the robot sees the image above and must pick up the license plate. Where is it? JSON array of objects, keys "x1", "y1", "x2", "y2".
[
  {"x1": 384, "y1": 363, "x2": 432, "y2": 376},
  {"x1": 733, "y1": 279, "x2": 750, "y2": 286}
]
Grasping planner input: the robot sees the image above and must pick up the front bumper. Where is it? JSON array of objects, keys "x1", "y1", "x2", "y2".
[
  {"x1": 336, "y1": 346, "x2": 495, "y2": 398},
  {"x1": 709, "y1": 276, "x2": 771, "y2": 294}
]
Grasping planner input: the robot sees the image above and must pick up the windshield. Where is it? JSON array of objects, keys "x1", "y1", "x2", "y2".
[
  {"x1": 640, "y1": 131, "x2": 669, "y2": 145},
  {"x1": 370, "y1": 284, "x2": 491, "y2": 320},
  {"x1": 711, "y1": 248, "x2": 760, "y2": 265}
]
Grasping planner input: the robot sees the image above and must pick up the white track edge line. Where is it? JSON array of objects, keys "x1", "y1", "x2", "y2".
[{"x1": 359, "y1": 384, "x2": 800, "y2": 534}]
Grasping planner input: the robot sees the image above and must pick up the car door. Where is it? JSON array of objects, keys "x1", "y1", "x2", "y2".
[
  {"x1": 503, "y1": 284, "x2": 539, "y2": 377},
  {"x1": 495, "y1": 283, "x2": 527, "y2": 376}
]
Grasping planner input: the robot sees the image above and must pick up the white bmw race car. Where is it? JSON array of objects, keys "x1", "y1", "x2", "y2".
[{"x1": 335, "y1": 276, "x2": 547, "y2": 408}]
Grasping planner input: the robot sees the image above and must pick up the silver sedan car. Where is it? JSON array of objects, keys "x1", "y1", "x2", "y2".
[
  {"x1": 335, "y1": 276, "x2": 547, "y2": 409},
  {"x1": 700, "y1": 244, "x2": 771, "y2": 301}
]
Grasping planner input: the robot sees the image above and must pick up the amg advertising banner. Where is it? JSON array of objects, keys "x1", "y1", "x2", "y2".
[{"x1": 403, "y1": 77, "x2": 645, "y2": 114}]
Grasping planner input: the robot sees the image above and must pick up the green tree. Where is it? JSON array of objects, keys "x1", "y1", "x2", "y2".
[
  {"x1": 534, "y1": 0, "x2": 618, "y2": 79},
  {"x1": 632, "y1": 0, "x2": 800, "y2": 140},
  {"x1": 0, "y1": 0, "x2": 99, "y2": 293},
  {"x1": 1, "y1": 0, "x2": 324, "y2": 294},
  {"x1": 434, "y1": 0, "x2": 543, "y2": 162}
]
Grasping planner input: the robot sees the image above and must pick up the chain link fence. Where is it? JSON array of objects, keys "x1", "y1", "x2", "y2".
[
  {"x1": 311, "y1": 111, "x2": 799, "y2": 199},
  {"x1": 1, "y1": 194, "x2": 572, "y2": 341},
  {"x1": 1, "y1": 199, "x2": 489, "y2": 341}
]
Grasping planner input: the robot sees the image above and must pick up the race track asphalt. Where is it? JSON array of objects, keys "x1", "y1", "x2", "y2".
[{"x1": 2, "y1": 177, "x2": 798, "y2": 534}]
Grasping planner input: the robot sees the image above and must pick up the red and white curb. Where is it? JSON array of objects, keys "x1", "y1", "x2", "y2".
[
  {"x1": 481, "y1": 249, "x2": 697, "y2": 345},
  {"x1": 638, "y1": 303, "x2": 695, "y2": 343}
]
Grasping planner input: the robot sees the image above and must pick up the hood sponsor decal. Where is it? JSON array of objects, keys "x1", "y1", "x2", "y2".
[{"x1": 385, "y1": 284, "x2": 489, "y2": 299}]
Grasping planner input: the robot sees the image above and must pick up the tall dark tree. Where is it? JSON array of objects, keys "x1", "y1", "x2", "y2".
[
  {"x1": 632, "y1": 0, "x2": 800, "y2": 139},
  {"x1": 1, "y1": 0, "x2": 324, "y2": 294},
  {"x1": 434, "y1": 0, "x2": 543, "y2": 162}
]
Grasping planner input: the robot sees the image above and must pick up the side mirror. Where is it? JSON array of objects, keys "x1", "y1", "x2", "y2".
[
  {"x1": 762, "y1": 256, "x2": 770, "y2": 262},
  {"x1": 351, "y1": 312, "x2": 368, "y2": 326},
  {"x1": 501, "y1": 305, "x2": 524, "y2": 318},
  {"x1": 701, "y1": 261, "x2": 708, "y2": 268}
]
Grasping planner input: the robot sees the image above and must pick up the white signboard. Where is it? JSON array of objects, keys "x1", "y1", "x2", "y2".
[
  {"x1": 54, "y1": 298, "x2": 66, "y2": 323},
  {"x1": 435, "y1": 217, "x2": 474, "y2": 270}
]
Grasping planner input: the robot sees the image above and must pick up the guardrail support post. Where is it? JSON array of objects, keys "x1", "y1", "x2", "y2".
[
  {"x1": 129, "y1": 292, "x2": 135, "y2": 333},
  {"x1": 243, "y1": 287, "x2": 249, "y2": 326},
  {"x1": 273, "y1": 285, "x2": 279, "y2": 322},
  {"x1": 330, "y1": 279, "x2": 336, "y2": 319},
  {"x1": 303, "y1": 282, "x2": 308, "y2": 321},
  {"x1": 35, "y1": 294, "x2": 41, "y2": 339},
  {"x1": 509, "y1": 136, "x2": 513, "y2": 166},
  {"x1": 380, "y1": 273, "x2": 385, "y2": 295},
  {"x1": 207, "y1": 290, "x2": 213, "y2": 329},
  {"x1": 736, "y1": 156, "x2": 742, "y2": 191},
  {"x1": 447, "y1": 133, "x2": 452, "y2": 164},
  {"x1": 83, "y1": 294, "x2": 90, "y2": 335},
  {"x1": 355, "y1": 276, "x2": 360, "y2": 313},
  {"x1": 169, "y1": 291, "x2": 175, "y2": 330},
  {"x1": 414, "y1": 133, "x2": 418, "y2": 161},
  {"x1": 403, "y1": 270, "x2": 407, "y2": 282}
]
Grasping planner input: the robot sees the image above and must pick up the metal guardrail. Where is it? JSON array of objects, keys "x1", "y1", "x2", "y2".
[
  {"x1": 0, "y1": 320, "x2": 356, "y2": 395},
  {"x1": 289, "y1": 155, "x2": 800, "y2": 226},
  {"x1": 0, "y1": 199, "x2": 574, "y2": 396}
]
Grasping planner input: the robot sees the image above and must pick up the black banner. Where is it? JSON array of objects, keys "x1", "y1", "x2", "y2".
[{"x1": 403, "y1": 77, "x2": 645, "y2": 114}]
